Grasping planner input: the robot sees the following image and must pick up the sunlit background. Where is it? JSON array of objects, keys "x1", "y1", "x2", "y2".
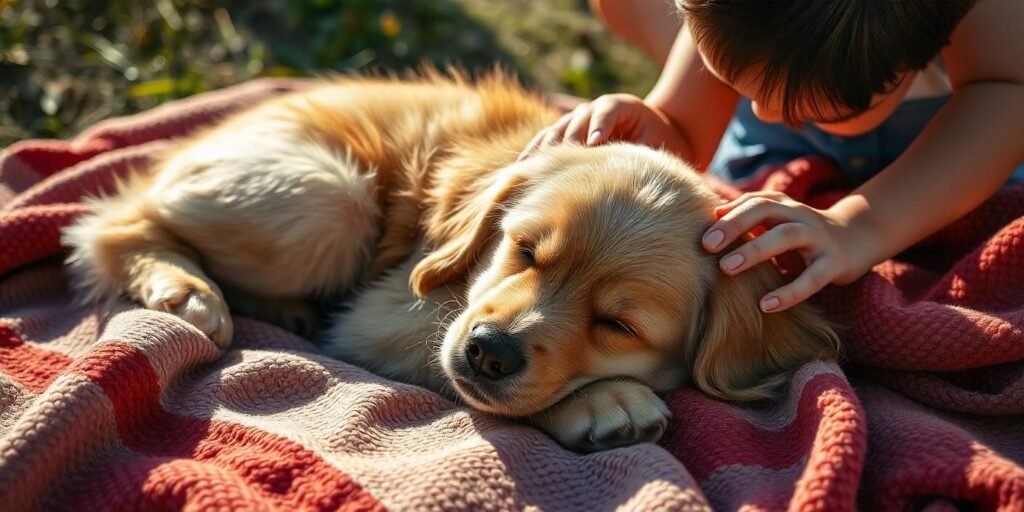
[{"x1": 0, "y1": 0, "x2": 660, "y2": 147}]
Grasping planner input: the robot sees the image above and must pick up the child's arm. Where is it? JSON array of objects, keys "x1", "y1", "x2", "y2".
[
  {"x1": 642, "y1": 23, "x2": 740, "y2": 168},
  {"x1": 521, "y1": 22, "x2": 739, "y2": 169},
  {"x1": 701, "y1": 0, "x2": 1024, "y2": 313}
]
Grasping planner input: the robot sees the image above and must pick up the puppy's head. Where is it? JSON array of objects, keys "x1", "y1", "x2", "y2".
[{"x1": 412, "y1": 144, "x2": 839, "y2": 416}]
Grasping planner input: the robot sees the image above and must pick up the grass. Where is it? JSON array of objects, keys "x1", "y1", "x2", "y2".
[{"x1": 0, "y1": 0, "x2": 660, "y2": 148}]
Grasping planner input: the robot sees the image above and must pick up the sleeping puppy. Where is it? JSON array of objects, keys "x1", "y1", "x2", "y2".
[{"x1": 62, "y1": 72, "x2": 839, "y2": 452}]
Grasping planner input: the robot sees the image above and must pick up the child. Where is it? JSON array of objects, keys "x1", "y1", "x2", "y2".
[{"x1": 522, "y1": 0, "x2": 1024, "y2": 314}]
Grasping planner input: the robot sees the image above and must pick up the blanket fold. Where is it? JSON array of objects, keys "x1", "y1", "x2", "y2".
[{"x1": 1, "y1": 79, "x2": 1020, "y2": 511}]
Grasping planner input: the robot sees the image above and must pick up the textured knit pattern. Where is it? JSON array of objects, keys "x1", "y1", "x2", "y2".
[{"x1": 0, "y1": 79, "x2": 1021, "y2": 511}]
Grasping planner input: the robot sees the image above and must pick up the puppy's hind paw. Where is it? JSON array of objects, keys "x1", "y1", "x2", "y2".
[
  {"x1": 532, "y1": 379, "x2": 670, "y2": 453},
  {"x1": 146, "y1": 277, "x2": 233, "y2": 348}
]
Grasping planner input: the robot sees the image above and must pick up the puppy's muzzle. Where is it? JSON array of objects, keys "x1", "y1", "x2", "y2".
[{"x1": 465, "y1": 323, "x2": 525, "y2": 380}]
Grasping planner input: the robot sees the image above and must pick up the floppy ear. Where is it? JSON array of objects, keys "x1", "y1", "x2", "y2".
[
  {"x1": 410, "y1": 165, "x2": 528, "y2": 299},
  {"x1": 691, "y1": 258, "x2": 841, "y2": 401}
]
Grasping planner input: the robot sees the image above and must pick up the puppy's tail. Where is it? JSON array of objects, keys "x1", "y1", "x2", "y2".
[{"x1": 61, "y1": 178, "x2": 190, "y2": 305}]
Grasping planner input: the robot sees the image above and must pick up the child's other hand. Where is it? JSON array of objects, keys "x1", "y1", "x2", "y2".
[
  {"x1": 518, "y1": 94, "x2": 681, "y2": 160},
  {"x1": 701, "y1": 191, "x2": 871, "y2": 313}
]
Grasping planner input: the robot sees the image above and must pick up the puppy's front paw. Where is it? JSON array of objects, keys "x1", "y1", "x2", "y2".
[
  {"x1": 533, "y1": 379, "x2": 670, "y2": 453},
  {"x1": 145, "y1": 276, "x2": 233, "y2": 348}
]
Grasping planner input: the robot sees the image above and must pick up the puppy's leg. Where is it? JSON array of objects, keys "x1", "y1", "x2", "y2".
[
  {"x1": 531, "y1": 379, "x2": 670, "y2": 453},
  {"x1": 63, "y1": 195, "x2": 232, "y2": 346},
  {"x1": 321, "y1": 255, "x2": 460, "y2": 392},
  {"x1": 66, "y1": 119, "x2": 382, "y2": 347},
  {"x1": 149, "y1": 130, "x2": 381, "y2": 301}
]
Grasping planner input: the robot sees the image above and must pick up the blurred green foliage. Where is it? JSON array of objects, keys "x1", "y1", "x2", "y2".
[{"x1": 0, "y1": 0, "x2": 659, "y2": 147}]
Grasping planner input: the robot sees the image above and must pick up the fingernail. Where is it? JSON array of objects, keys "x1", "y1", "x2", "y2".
[
  {"x1": 761, "y1": 296, "x2": 780, "y2": 312},
  {"x1": 721, "y1": 253, "x2": 744, "y2": 271},
  {"x1": 586, "y1": 130, "x2": 602, "y2": 145},
  {"x1": 703, "y1": 229, "x2": 725, "y2": 249}
]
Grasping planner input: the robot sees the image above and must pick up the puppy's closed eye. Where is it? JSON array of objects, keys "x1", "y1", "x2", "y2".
[
  {"x1": 515, "y1": 240, "x2": 537, "y2": 266},
  {"x1": 593, "y1": 317, "x2": 637, "y2": 337}
]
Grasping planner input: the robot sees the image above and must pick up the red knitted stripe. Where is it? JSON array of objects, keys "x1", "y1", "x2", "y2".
[
  {"x1": 858, "y1": 385, "x2": 1024, "y2": 511},
  {"x1": 3, "y1": 141, "x2": 110, "y2": 179},
  {"x1": 662, "y1": 372, "x2": 862, "y2": 482},
  {"x1": 0, "y1": 204, "x2": 88, "y2": 277},
  {"x1": 0, "y1": 324, "x2": 73, "y2": 393},
  {"x1": 56, "y1": 457, "x2": 282, "y2": 511},
  {"x1": 68, "y1": 341, "x2": 385, "y2": 512},
  {"x1": 788, "y1": 375, "x2": 866, "y2": 511}
]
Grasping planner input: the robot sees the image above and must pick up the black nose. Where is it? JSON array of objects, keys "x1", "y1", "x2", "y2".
[{"x1": 465, "y1": 323, "x2": 525, "y2": 380}]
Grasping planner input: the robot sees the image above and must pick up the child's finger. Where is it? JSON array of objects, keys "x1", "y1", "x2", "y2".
[
  {"x1": 717, "y1": 222, "x2": 812, "y2": 275},
  {"x1": 563, "y1": 106, "x2": 594, "y2": 145},
  {"x1": 520, "y1": 123, "x2": 561, "y2": 157},
  {"x1": 760, "y1": 259, "x2": 833, "y2": 313},
  {"x1": 703, "y1": 199, "x2": 804, "y2": 253},
  {"x1": 586, "y1": 101, "x2": 619, "y2": 146},
  {"x1": 518, "y1": 129, "x2": 550, "y2": 160},
  {"x1": 538, "y1": 113, "x2": 574, "y2": 148},
  {"x1": 714, "y1": 191, "x2": 790, "y2": 215}
]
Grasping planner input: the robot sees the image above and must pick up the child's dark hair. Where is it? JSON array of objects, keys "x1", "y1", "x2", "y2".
[{"x1": 677, "y1": 0, "x2": 974, "y2": 125}]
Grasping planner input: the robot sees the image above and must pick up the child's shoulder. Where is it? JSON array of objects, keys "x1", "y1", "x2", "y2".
[{"x1": 940, "y1": 0, "x2": 1023, "y2": 88}]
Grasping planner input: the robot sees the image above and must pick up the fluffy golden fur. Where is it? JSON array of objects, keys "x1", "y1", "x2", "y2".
[{"x1": 62, "y1": 71, "x2": 839, "y2": 452}]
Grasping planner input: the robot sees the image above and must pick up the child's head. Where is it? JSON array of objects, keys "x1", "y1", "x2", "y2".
[{"x1": 677, "y1": 0, "x2": 974, "y2": 135}]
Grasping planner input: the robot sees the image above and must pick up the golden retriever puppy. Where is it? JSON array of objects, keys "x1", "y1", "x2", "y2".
[{"x1": 62, "y1": 72, "x2": 839, "y2": 452}]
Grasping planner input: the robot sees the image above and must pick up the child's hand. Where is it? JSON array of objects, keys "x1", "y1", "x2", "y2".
[
  {"x1": 702, "y1": 191, "x2": 871, "y2": 313},
  {"x1": 518, "y1": 93, "x2": 681, "y2": 159}
]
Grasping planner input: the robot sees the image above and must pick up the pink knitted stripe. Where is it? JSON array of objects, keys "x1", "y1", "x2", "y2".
[
  {"x1": 697, "y1": 461, "x2": 803, "y2": 511},
  {"x1": 725, "y1": 361, "x2": 844, "y2": 432},
  {"x1": 0, "y1": 374, "x2": 122, "y2": 510},
  {"x1": 0, "y1": 375, "x2": 35, "y2": 439},
  {"x1": 4, "y1": 143, "x2": 168, "y2": 211},
  {"x1": 67, "y1": 340, "x2": 385, "y2": 511}
]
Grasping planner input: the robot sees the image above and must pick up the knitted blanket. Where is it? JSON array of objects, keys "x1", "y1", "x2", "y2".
[{"x1": 0, "y1": 79, "x2": 1020, "y2": 511}]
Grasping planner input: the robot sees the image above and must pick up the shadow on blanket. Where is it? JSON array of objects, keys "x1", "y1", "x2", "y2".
[{"x1": 1, "y1": 79, "x2": 1021, "y2": 511}]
